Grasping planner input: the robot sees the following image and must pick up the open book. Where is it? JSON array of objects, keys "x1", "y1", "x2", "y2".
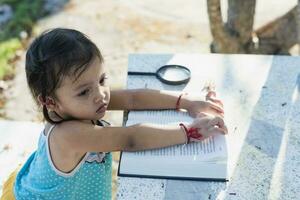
[{"x1": 118, "y1": 110, "x2": 228, "y2": 181}]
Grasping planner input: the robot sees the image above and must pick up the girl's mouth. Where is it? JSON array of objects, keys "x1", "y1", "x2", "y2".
[{"x1": 96, "y1": 104, "x2": 107, "y2": 114}]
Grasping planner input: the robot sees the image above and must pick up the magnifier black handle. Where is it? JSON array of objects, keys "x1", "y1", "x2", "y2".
[{"x1": 128, "y1": 71, "x2": 157, "y2": 76}]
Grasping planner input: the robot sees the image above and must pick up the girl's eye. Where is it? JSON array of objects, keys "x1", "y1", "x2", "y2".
[
  {"x1": 78, "y1": 89, "x2": 90, "y2": 96},
  {"x1": 99, "y1": 76, "x2": 108, "y2": 85}
]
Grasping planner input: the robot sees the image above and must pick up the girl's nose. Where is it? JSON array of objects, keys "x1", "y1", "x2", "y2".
[{"x1": 94, "y1": 87, "x2": 105, "y2": 103}]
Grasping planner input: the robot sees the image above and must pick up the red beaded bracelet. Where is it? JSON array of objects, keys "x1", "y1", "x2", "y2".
[{"x1": 179, "y1": 123, "x2": 203, "y2": 144}]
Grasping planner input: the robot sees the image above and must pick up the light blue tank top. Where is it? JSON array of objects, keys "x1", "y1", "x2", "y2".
[{"x1": 14, "y1": 120, "x2": 112, "y2": 200}]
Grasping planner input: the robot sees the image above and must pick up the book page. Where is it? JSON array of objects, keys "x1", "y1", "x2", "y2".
[{"x1": 125, "y1": 110, "x2": 227, "y2": 162}]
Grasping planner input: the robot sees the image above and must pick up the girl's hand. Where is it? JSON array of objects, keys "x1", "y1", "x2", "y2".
[
  {"x1": 181, "y1": 94, "x2": 224, "y2": 118},
  {"x1": 180, "y1": 81, "x2": 224, "y2": 118},
  {"x1": 180, "y1": 115, "x2": 228, "y2": 143}
]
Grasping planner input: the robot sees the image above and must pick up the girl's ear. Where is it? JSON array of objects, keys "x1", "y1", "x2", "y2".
[{"x1": 37, "y1": 94, "x2": 57, "y2": 110}]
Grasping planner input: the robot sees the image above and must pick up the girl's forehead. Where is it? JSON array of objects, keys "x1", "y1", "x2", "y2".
[
  {"x1": 61, "y1": 58, "x2": 105, "y2": 88},
  {"x1": 75, "y1": 61, "x2": 104, "y2": 81}
]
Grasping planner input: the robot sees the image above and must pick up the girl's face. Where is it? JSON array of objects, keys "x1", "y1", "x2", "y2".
[{"x1": 53, "y1": 57, "x2": 110, "y2": 121}]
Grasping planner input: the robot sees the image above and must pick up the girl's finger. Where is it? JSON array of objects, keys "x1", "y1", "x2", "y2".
[
  {"x1": 214, "y1": 123, "x2": 228, "y2": 135},
  {"x1": 196, "y1": 112, "x2": 209, "y2": 118},
  {"x1": 208, "y1": 126, "x2": 228, "y2": 135},
  {"x1": 196, "y1": 112, "x2": 222, "y2": 119},
  {"x1": 206, "y1": 91, "x2": 216, "y2": 98},
  {"x1": 207, "y1": 101, "x2": 224, "y2": 113},
  {"x1": 208, "y1": 116, "x2": 226, "y2": 129},
  {"x1": 207, "y1": 96, "x2": 224, "y2": 108},
  {"x1": 203, "y1": 110, "x2": 224, "y2": 118}
]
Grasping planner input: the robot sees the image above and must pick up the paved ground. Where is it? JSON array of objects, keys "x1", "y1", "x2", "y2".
[
  {"x1": 0, "y1": 0, "x2": 298, "y2": 199},
  {"x1": 2, "y1": 0, "x2": 297, "y2": 121}
]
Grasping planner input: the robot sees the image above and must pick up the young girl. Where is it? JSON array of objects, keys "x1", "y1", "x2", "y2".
[{"x1": 1, "y1": 28, "x2": 227, "y2": 200}]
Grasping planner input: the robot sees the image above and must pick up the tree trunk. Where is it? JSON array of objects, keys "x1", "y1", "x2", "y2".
[
  {"x1": 207, "y1": 0, "x2": 239, "y2": 53},
  {"x1": 207, "y1": 0, "x2": 298, "y2": 54},
  {"x1": 227, "y1": 0, "x2": 256, "y2": 51}
]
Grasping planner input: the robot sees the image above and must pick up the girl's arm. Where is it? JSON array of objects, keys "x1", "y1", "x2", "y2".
[
  {"x1": 55, "y1": 121, "x2": 187, "y2": 153},
  {"x1": 108, "y1": 89, "x2": 188, "y2": 110},
  {"x1": 54, "y1": 115, "x2": 227, "y2": 154},
  {"x1": 108, "y1": 89, "x2": 224, "y2": 117}
]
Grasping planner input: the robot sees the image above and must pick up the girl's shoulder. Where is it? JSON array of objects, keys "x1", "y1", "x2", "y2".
[
  {"x1": 45, "y1": 120, "x2": 91, "y2": 152},
  {"x1": 45, "y1": 119, "x2": 110, "y2": 151},
  {"x1": 45, "y1": 121, "x2": 88, "y2": 173},
  {"x1": 44, "y1": 119, "x2": 110, "y2": 173}
]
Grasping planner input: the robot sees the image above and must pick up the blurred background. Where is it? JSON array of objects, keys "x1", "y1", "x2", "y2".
[{"x1": 0, "y1": 0, "x2": 298, "y2": 199}]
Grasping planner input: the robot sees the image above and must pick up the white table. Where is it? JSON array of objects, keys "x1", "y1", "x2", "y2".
[{"x1": 117, "y1": 54, "x2": 300, "y2": 200}]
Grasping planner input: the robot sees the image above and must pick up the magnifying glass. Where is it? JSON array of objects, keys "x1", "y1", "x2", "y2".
[{"x1": 128, "y1": 65, "x2": 191, "y2": 85}]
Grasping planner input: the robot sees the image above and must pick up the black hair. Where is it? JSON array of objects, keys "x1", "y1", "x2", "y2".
[{"x1": 25, "y1": 28, "x2": 103, "y2": 124}]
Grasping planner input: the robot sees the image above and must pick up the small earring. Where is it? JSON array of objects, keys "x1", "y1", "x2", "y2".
[{"x1": 45, "y1": 98, "x2": 54, "y2": 105}]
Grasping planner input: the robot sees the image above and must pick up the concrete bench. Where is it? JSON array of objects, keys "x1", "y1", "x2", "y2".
[{"x1": 117, "y1": 53, "x2": 300, "y2": 200}]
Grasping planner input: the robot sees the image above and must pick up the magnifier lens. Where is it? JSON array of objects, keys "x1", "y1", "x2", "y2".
[
  {"x1": 128, "y1": 64, "x2": 191, "y2": 85},
  {"x1": 157, "y1": 66, "x2": 190, "y2": 82}
]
